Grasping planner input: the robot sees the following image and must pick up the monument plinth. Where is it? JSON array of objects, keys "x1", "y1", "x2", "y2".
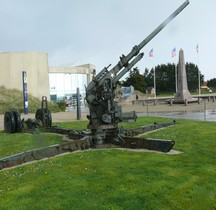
[{"x1": 173, "y1": 49, "x2": 198, "y2": 103}]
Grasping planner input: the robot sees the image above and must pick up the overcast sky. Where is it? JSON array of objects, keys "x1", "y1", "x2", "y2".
[{"x1": 0, "y1": 0, "x2": 215, "y2": 80}]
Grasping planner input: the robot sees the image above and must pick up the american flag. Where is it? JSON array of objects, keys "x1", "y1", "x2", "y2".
[
  {"x1": 149, "y1": 48, "x2": 154, "y2": 57},
  {"x1": 171, "y1": 47, "x2": 176, "y2": 57}
]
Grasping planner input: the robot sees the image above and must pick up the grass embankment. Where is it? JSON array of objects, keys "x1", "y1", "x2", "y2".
[
  {"x1": 0, "y1": 117, "x2": 216, "y2": 209},
  {"x1": 0, "y1": 86, "x2": 62, "y2": 114}
]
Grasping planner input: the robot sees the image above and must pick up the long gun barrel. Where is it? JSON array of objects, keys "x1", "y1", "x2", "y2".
[
  {"x1": 138, "y1": 0, "x2": 189, "y2": 50},
  {"x1": 87, "y1": 0, "x2": 189, "y2": 93},
  {"x1": 113, "y1": 53, "x2": 144, "y2": 84},
  {"x1": 111, "y1": 0, "x2": 189, "y2": 76}
]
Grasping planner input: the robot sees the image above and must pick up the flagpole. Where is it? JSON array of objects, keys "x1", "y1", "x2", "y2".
[
  {"x1": 175, "y1": 64, "x2": 177, "y2": 93},
  {"x1": 153, "y1": 67, "x2": 156, "y2": 99},
  {"x1": 198, "y1": 67, "x2": 201, "y2": 96},
  {"x1": 196, "y1": 44, "x2": 201, "y2": 96},
  {"x1": 149, "y1": 48, "x2": 156, "y2": 98},
  {"x1": 172, "y1": 47, "x2": 177, "y2": 93}
]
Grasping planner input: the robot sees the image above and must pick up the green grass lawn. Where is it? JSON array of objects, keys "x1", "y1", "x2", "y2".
[
  {"x1": 0, "y1": 117, "x2": 216, "y2": 209},
  {"x1": 0, "y1": 132, "x2": 67, "y2": 159}
]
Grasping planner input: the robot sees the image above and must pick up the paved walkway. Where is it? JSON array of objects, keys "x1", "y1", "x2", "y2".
[
  {"x1": 1, "y1": 100, "x2": 216, "y2": 131},
  {"x1": 0, "y1": 111, "x2": 88, "y2": 131}
]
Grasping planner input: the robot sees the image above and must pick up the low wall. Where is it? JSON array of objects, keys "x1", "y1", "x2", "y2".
[{"x1": 0, "y1": 137, "x2": 91, "y2": 170}]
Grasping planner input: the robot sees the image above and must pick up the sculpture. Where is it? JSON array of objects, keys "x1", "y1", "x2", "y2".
[{"x1": 173, "y1": 48, "x2": 198, "y2": 103}]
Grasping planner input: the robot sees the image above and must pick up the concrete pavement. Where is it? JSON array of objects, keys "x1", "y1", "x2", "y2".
[{"x1": 0, "y1": 111, "x2": 88, "y2": 131}]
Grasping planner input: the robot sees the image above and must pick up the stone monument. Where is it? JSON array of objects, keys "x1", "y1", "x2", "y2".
[{"x1": 173, "y1": 48, "x2": 197, "y2": 103}]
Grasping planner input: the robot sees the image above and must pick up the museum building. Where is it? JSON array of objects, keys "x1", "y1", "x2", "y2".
[{"x1": 0, "y1": 52, "x2": 95, "y2": 101}]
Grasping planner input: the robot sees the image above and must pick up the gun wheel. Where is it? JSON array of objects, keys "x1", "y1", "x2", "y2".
[
  {"x1": 4, "y1": 111, "x2": 16, "y2": 133},
  {"x1": 35, "y1": 108, "x2": 52, "y2": 127},
  {"x1": 12, "y1": 110, "x2": 22, "y2": 133}
]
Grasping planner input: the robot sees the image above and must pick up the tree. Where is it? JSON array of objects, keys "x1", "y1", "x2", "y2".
[
  {"x1": 122, "y1": 67, "x2": 146, "y2": 93},
  {"x1": 122, "y1": 63, "x2": 204, "y2": 94},
  {"x1": 144, "y1": 63, "x2": 176, "y2": 94},
  {"x1": 207, "y1": 78, "x2": 216, "y2": 92},
  {"x1": 143, "y1": 62, "x2": 204, "y2": 94},
  {"x1": 144, "y1": 67, "x2": 154, "y2": 88},
  {"x1": 185, "y1": 62, "x2": 204, "y2": 91},
  {"x1": 155, "y1": 63, "x2": 176, "y2": 94}
]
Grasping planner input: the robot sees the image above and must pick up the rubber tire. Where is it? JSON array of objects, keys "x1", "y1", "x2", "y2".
[
  {"x1": 46, "y1": 109, "x2": 52, "y2": 127},
  {"x1": 12, "y1": 110, "x2": 22, "y2": 133},
  {"x1": 35, "y1": 108, "x2": 43, "y2": 122},
  {"x1": 35, "y1": 108, "x2": 52, "y2": 127},
  {"x1": 4, "y1": 111, "x2": 16, "y2": 133}
]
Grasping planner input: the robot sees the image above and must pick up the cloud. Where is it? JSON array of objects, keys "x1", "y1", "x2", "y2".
[{"x1": 0, "y1": 0, "x2": 215, "y2": 80}]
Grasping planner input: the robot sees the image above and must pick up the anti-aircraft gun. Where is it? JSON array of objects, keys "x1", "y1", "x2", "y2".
[
  {"x1": 0, "y1": 2, "x2": 190, "y2": 170},
  {"x1": 86, "y1": 0, "x2": 189, "y2": 144}
]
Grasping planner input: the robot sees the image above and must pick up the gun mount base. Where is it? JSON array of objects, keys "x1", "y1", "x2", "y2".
[
  {"x1": 2, "y1": 107, "x2": 177, "y2": 170},
  {"x1": 0, "y1": 133, "x2": 175, "y2": 170}
]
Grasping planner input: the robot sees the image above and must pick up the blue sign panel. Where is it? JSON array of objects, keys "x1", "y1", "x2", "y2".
[{"x1": 22, "y1": 71, "x2": 28, "y2": 114}]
